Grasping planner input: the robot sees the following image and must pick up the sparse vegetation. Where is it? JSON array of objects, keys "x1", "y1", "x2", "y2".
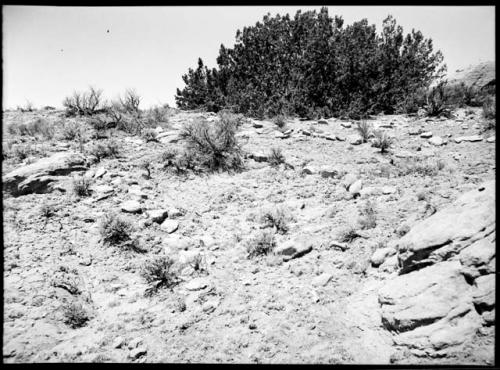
[
  {"x1": 63, "y1": 86, "x2": 104, "y2": 116},
  {"x1": 424, "y1": 82, "x2": 451, "y2": 117},
  {"x1": 371, "y1": 130, "x2": 394, "y2": 153},
  {"x1": 273, "y1": 115, "x2": 287, "y2": 129},
  {"x1": 39, "y1": 203, "x2": 57, "y2": 218},
  {"x1": 99, "y1": 212, "x2": 134, "y2": 246},
  {"x1": 62, "y1": 302, "x2": 90, "y2": 328},
  {"x1": 482, "y1": 95, "x2": 496, "y2": 121},
  {"x1": 60, "y1": 121, "x2": 83, "y2": 141},
  {"x1": 246, "y1": 229, "x2": 277, "y2": 258},
  {"x1": 88, "y1": 139, "x2": 119, "y2": 162},
  {"x1": 397, "y1": 157, "x2": 446, "y2": 177},
  {"x1": 139, "y1": 159, "x2": 152, "y2": 179},
  {"x1": 72, "y1": 176, "x2": 92, "y2": 197},
  {"x1": 119, "y1": 89, "x2": 141, "y2": 113},
  {"x1": 268, "y1": 147, "x2": 286, "y2": 167},
  {"x1": 141, "y1": 128, "x2": 158, "y2": 142},
  {"x1": 261, "y1": 206, "x2": 290, "y2": 234},
  {"x1": 338, "y1": 226, "x2": 361, "y2": 243},
  {"x1": 358, "y1": 200, "x2": 377, "y2": 229},
  {"x1": 179, "y1": 117, "x2": 243, "y2": 172},
  {"x1": 141, "y1": 256, "x2": 180, "y2": 294},
  {"x1": 356, "y1": 121, "x2": 372, "y2": 143}
]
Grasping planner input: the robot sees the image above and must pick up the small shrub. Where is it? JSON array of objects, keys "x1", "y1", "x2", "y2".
[
  {"x1": 268, "y1": 147, "x2": 285, "y2": 167},
  {"x1": 371, "y1": 130, "x2": 394, "y2": 153},
  {"x1": 141, "y1": 256, "x2": 179, "y2": 293},
  {"x1": 358, "y1": 200, "x2": 376, "y2": 230},
  {"x1": 246, "y1": 229, "x2": 277, "y2": 258},
  {"x1": 356, "y1": 121, "x2": 372, "y2": 143},
  {"x1": 72, "y1": 176, "x2": 92, "y2": 197},
  {"x1": 62, "y1": 302, "x2": 89, "y2": 328},
  {"x1": 260, "y1": 206, "x2": 290, "y2": 234},
  {"x1": 99, "y1": 212, "x2": 134, "y2": 247},
  {"x1": 88, "y1": 116, "x2": 110, "y2": 137},
  {"x1": 60, "y1": 121, "x2": 82, "y2": 141},
  {"x1": 27, "y1": 118, "x2": 55, "y2": 139},
  {"x1": 40, "y1": 203, "x2": 57, "y2": 218},
  {"x1": 141, "y1": 128, "x2": 158, "y2": 142},
  {"x1": 395, "y1": 89, "x2": 426, "y2": 114},
  {"x1": 273, "y1": 115, "x2": 286, "y2": 129},
  {"x1": 88, "y1": 139, "x2": 119, "y2": 162},
  {"x1": 338, "y1": 226, "x2": 361, "y2": 243},
  {"x1": 139, "y1": 159, "x2": 152, "y2": 179},
  {"x1": 416, "y1": 191, "x2": 428, "y2": 201},
  {"x1": 180, "y1": 118, "x2": 243, "y2": 172},
  {"x1": 10, "y1": 144, "x2": 34, "y2": 161},
  {"x1": 425, "y1": 82, "x2": 450, "y2": 117},
  {"x1": 482, "y1": 95, "x2": 496, "y2": 120},
  {"x1": 398, "y1": 158, "x2": 445, "y2": 177},
  {"x1": 218, "y1": 109, "x2": 248, "y2": 128}
]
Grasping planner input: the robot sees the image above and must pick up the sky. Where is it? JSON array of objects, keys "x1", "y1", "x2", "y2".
[{"x1": 2, "y1": 6, "x2": 495, "y2": 109}]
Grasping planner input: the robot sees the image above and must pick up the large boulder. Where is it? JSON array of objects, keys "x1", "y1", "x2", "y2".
[
  {"x1": 397, "y1": 181, "x2": 495, "y2": 273},
  {"x1": 3, "y1": 152, "x2": 87, "y2": 196}
]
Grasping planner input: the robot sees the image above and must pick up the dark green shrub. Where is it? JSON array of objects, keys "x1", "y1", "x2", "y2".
[
  {"x1": 268, "y1": 147, "x2": 285, "y2": 167},
  {"x1": 63, "y1": 87, "x2": 104, "y2": 116},
  {"x1": 62, "y1": 302, "x2": 90, "y2": 328},
  {"x1": 261, "y1": 206, "x2": 290, "y2": 234},
  {"x1": 140, "y1": 256, "x2": 179, "y2": 293},
  {"x1": 371, "y1": 130, "x2": 394, "y2": 153},
  {"x1": 482, "y1": 95, "x2": 496, "y2": 120},
  {"x1": 356, "y1": 121, "x2": 372, "y2": 143},
  {"x1": 72, "y1": 176, "x2": 92, "y2": 197},
  {"x1": 99, "y1": 212, "x2": 133, "y2": 245},
  {"x1": 246, "y1": 229, "x2": 277, "y2": 258}
]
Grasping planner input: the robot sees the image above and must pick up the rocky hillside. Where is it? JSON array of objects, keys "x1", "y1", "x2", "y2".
[
  {"x1": 2, "y1": 107, "x2": 495, "y2": 364},
  {"x1": 447, "y1": 61, "x2": 495, "y2": 89}
]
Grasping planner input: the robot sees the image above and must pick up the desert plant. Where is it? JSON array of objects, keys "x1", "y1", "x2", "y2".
[
  {"x1": 139, "y1": 159, "x2": 152, "y2": 179},
  {"x1": 425, "y1": 82, "x2": 450, "y2": 117},
  {"x1": 72, "y1": 176, "x2": 92, "y2": 197},
  {"x1": 119, "y1": 89, "x2": 141, "y2": 113},
  {"x1": 371, "y1": 130, "x2": 394, "y2": 153},
  {"x1": 482, "y1": 95, "x2": 496, "y2": 120},
  {"x1": 40, "y1": 203, "x2": 57, "y2": 218},
  {"x1": 25, "y1": 118, "x2": 56, "y2": 139},
  {"x1": 260, "y1": 206, "x2": 290, "y2": 234},
  {"x1": 9, "y1": 144, "x2": 34, "y2": 161},
  {"x1": 273, "y1": 114, "x2": 286, "y2": 129},
  {"x1": 99, "y1": 212, "x2": 134, "y2": 246},
  {"x1": 141, "y1": 256, "x2": 180, "y2": 293},
  {"x1": 63, "y1": 86, "x2": 104, "y2": 116},
  {"x1": 218, "y1": 109, "x2": 248, "y2": 127},
  {"x1": 338, "y1": 226, "x2": 361, "y2": 243},
  {"x1": 62, "y1": 302, "x2": 89, "y2": 328},
  {"x1": 358, "y1": 200, "x2": 377, "y2": 229},
  {"x1": 180, "y1": 118, "x2": 243, "y2": 172},
  {"x1": 88, "y1": 139, "x2": 119, "y2": 162},
  {"x1": 268, "y1": 147, "x2": 285, "y2": 167},
  {"x1": 246, "y1": 229, "x2": 277, "y2": 258},
  {"x1": 87, "y1": 116, "x2": 110, "y2": 137},
  {"x1": 356, "y1": 120, "x2": 372, "y2": 143},
  {"x1": 141, "y1": 128, "x2": 158, "y2": 142},
  {"x1": 60, "y1": 121, "x2": 82, "y2": 141}
]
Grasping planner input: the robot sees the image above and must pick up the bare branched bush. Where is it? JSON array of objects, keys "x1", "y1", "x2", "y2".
[
  {"x1": 180, "y1": 117, "x2": 243, "y2": 172},
  {"x1": 356, "y1": 121, "x2": 372, "y2": 143},
  {"x1": 119, "y1": 89, "x2": 141, "y2": 113},
  {"x1": 338, "y1": 226, "x2": 361, "y2": 243},
  {"x1": 246, "y1": 229, "x2": 277, "y2": 258},
  {"x1": 60, "y1": 121, "x2": 82, "y2": 141},
  {"x1": 63, "y1": 87, "x2": 104, "y2": 116},
  {"x1": 371, "y1": 130, "x2": 394, "y2": 153},
  {"x1": 268, "y1": 147, "x2": 285, "y2": 167}
]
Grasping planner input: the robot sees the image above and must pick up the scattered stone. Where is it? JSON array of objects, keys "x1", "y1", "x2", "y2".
[
  {"x1": 349, "y1": 179, "x2": 363, "y2": 195},
  {"x1": 381, "y1": 186, "x2": 397, "y2": 195},
  {"x1": 168, "y1": 208, "x2": 184, "y2": 218},
  {"x1": 301, "y1": 166, "x2": 317, "y2": 175},
  {"x1": 428, "y1": 136, "x2": 444, "y2": 146},
  {"x1": 94, "y1": 167, "x2": 107, "y2": 179},
  {"x1": 184, "y1": 277, "x2": 209, "y2": 291},
  {"x1": 454, "y1": 135, "x2": 483, "y2": 143},
  {"x1": 160, "y1": 219, "x2": 179, "y2": 234},
  {"x1": 325, "y1": 135, "x2": 336, "y2": 141},
  {"x1": 275, "y1": 240, "x2": 313, "y2": 261},
  {"x1": 340, "y1": 122, "x2": 352, "y2": 128},
  {"x1": 349, "y1": 136, "x2": 363, "y2": 145},
  {"x1": 371, "y1": 247, "x2": 397, "y2": 267},
  {"x1": 336, "y1": 135, "x2": 346, "y2": 141},
  {"x1": 420, "y1": 132, "x2": 433, "y2": 138},
  {"x1": 178, "y1": 250, "x2": 201, "y2": 265},
  {"x1": 342, "y1": 174, "x2": 358, "y2": 189},
  {"x1": 408, "y1": 128, "x2": 422, "y2": 136},
  {"x1": 128, "y1": 338, "x2": 143, "y2": 349},
  {"x1": 112, "y1": 337, "x2": 125, "y2": 349},
  {"x1": 302, "y1": 129, "x2": 311, "y2": 136},
  {"x1": 312, "y1": 273, "x2": 333, "y2": 287},
  {"x1": 486, "y1": 136, "x2": 495, "y2": 143},
  {"x1": 472, "y1": 274, "x2": 495, "y2": 311},
  {"x1": 121, "y1": 200, "x2": 142, "y2": 214},
  {"x1": 129, "y1": 185, "x2": 148, "y2": 199},
  {"x1": 147, "y1": 209, "x2": 169, "y2": 224},
  {"x1": 319, "y1": 167, "x2": 338, "y2": 179},
  {"x1": 202, "y1": 299, "x2": 219, "y2": 313},
  {"x1": 317, "y1": 119, "x2": 328, "y2": 125},
  {"x1": 251, "y1": 152, "x2": 268, "y2": 162},
  {"x1": 129, "y1": 347, "x2": 147, "y2": 359},
  {"x1": 253, "y1": 122, "x2": 263, "y2": 128}
]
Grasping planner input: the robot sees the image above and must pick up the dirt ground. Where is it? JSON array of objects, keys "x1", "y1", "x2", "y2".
[{"x1": 2, "y1": 108, "x2": 495, "y2": 363}]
